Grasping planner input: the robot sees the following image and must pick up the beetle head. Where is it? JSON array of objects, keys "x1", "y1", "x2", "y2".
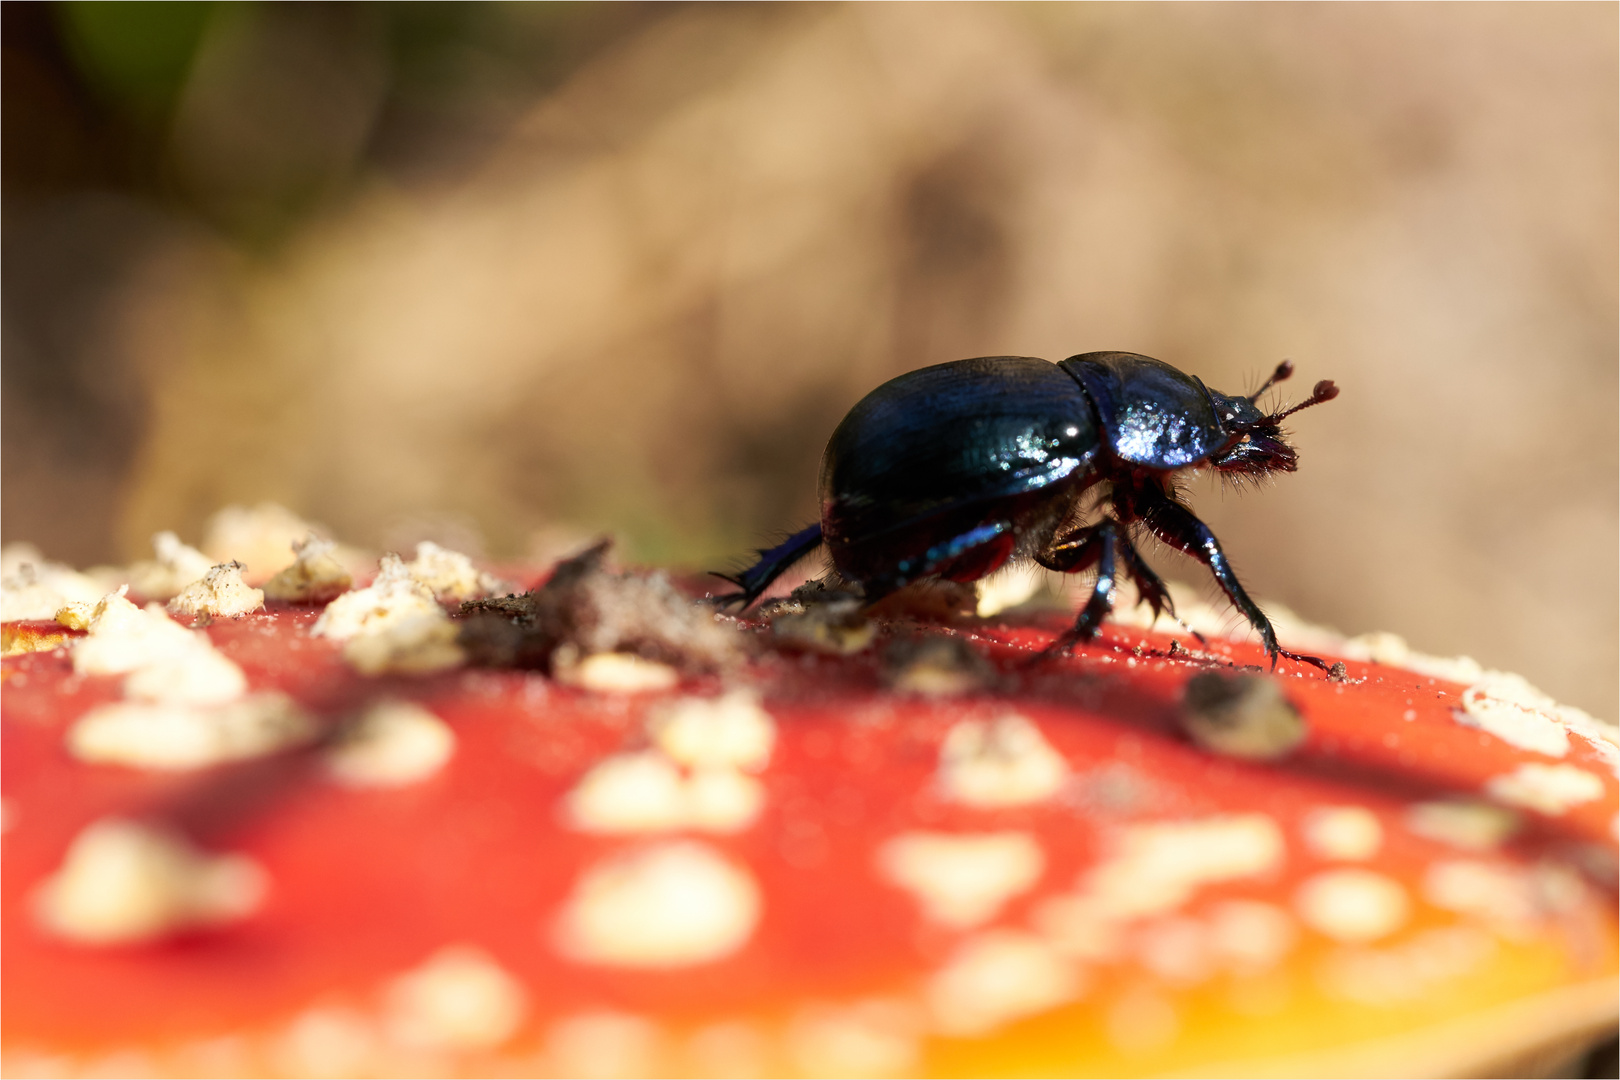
[{"x1": 1208, "y1": 361, "x2": 1339, "y2": 476}]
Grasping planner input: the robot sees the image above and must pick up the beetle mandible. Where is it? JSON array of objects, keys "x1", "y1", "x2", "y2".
[{"x1": 714, "y1": 352, "x2": 1339, "y2": 668}]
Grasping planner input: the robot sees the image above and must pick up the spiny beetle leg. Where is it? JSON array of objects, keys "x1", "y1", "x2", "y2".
[
  {"x1": 1040, "y1": 519, "x2": 1120, "y2": 658},
  {"x1": 1126, "y1": 482, "x2": 1280, "y2": 668},
  {"x1": 709, "y1": 524, "x2": 824, "y2": 609},
  {"x1": 1116, "y1": 532, "x2": 1174, "y2": 625}
]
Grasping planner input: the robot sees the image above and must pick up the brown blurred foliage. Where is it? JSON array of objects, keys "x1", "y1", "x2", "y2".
[{"x1": 4, "y1": 3, "x2": 1615, "y2": 718}]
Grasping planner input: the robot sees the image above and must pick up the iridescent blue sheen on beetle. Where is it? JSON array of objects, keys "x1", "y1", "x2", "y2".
[{"x1": 715, "y1": 351, "x2": 1338, "y2": 667}]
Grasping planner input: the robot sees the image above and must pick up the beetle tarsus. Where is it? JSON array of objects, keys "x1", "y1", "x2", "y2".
[{"x1": 1279, "y1": 647, "x2": 1338, "y2": 678}]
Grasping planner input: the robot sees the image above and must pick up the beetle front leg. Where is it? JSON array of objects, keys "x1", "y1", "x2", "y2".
[
  {"x1": 1126, "y1": 482, "x2": 1279, "y2": 667},
  {"x1": 1037, "y1": 520, "x2": 1120, "y2": 654}
]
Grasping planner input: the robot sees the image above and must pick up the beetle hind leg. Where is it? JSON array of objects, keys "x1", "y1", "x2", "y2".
[{"x1": 709, "y1": 524, "x2": 824, "y2": 609}]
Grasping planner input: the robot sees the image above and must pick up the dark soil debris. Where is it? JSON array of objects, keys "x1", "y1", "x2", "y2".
[{"x1": 458, "y1": 540, "x2": 746, "y2": 673}]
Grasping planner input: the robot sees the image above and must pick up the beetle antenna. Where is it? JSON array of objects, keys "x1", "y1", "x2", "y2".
[
  {"x1": 1270, "y1": 379, "x2": 1339, "y2": 422},
  {"x1": 1248, "y1": 360, "x2": 1294, "y2": 402}
]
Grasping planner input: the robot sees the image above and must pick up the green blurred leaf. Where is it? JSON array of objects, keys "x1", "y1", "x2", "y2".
[{"x1": 55, "y1": 0, "x2": 217, "y2": 119}]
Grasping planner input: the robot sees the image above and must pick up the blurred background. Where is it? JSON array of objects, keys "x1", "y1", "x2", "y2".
[{"x1": 4, "y1": 2, "x2": 1615, "y2": 718}]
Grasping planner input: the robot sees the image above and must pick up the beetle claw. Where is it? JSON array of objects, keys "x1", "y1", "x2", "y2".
[{"x1": 1278, "y1": 647, "x2": 1338, "y2": 678}]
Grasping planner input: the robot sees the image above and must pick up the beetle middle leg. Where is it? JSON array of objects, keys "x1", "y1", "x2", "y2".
[
  {"x1": 1036, "y1": 519, "x2": 1122, "y2": 654},
  {"x1": 1038, "y1": 521, "x2": 1174, "y2": 635},
  {"x1": 1114, "y1": 531, "x2": 1175, "y2": 626}
]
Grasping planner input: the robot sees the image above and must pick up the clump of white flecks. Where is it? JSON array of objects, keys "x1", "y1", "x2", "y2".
[
  {"x1": 167, "y1": 561, "x2": 265, "y2": 618},
  {"x1": 685, "y1": 1018, "x2": 771, "y2": 1077},
  {"x1": 564, "y1": 691, "x2": 777, "y2": 834},
  {"x1": 1032, "y1": 814, "x2": 1288, "y2": 962},
  {"x1": 203, "y1": 503, "x2": 326, "y2": 584},
  {"x1": 554, "y1": 650, "x2": 681, "y2": 693},
  {"x1": 71, "y1": 696, "x2": 313, "y2": 771},
  {"x1": 1293, "y1": 868, "x2": 1410, "y2": 943},
  {"x1": 66, "y1": 588, "x2": 314, "y2": 770},
  {"x1": 565, "y1": 751, "x2": 765, "y2": 834},
  {"x1": 313, "y1": 554, "x2": 439, "y2": 639},
  {"x1": 926, "y1": 929, "x2": 1084, "y2": 1036},
  {"x1": 1257, "y1": 611, "x2": 1620, "y2": 789},
  {"x1": 937, "y1": 715, "x2": 1069, "y2": 808},
  {"x1": 877, "y1": 831, "x2": 1045, "y2": 929},
  {"x1": 1203, "y1": 899, "x2": 1298, "y2": 974},
  {"x1": 127, "y1": 532, "x2": 216, "y2": 601},
  {"x1": 1455, "y1": 673, "x2": 1575, "y2": 757},
  {"x1": 0, "y1": 545, "x2": 108, "y2": 621},
  {"x1": 1300, "y1": 806, "x2": 1383, "y2": 861},
  {"x1": 380, "y1": 945, "x2": 528, "y2": 1052},
  {"x1": 312, "y1": 554, "x2": 463, "y2": 675},
  {"x1": 72, "y1": 588, "x2": 198, "y2": 676},
  {"x1": 405, "y1": 541, "x2": 508, "y2": 602},
  {"x1": 271, "y1": 1004, "x2": 378, "y2": 1076},
  {"x1": 1452, "y1": 673, "x2": 1620, "y2": 802},
  {"x1": 1423, "y1": 860, "x2": 1540, "y2": 933},
  {"x1": 34, "y1": 818, "x2": 265, "y2": 945},
  {"x1": 649, "y1": 691, "x2": 776, "y2": 771},
  {"x1": 1403, "y1": 799, "x2": 1521, "y2": 851},
  {"x1": 1484, "y1": 763, "x2": 1605, "y2": 816},
  {"x1": 263, "y1": 534, "x2": 353, "y2": 604},
  {"x1": 324, "y1": 701, "x2": 456, "y2": 787},
  {"x1": 1423, "y1": 859, "x2": 1590, "y2": 943},
  {"x1": 553, "y1": 841, "x2": 762, "y2": 967},
  {"x1": 1118, "y1": 579, "x2": 1620, "y2": 788}
]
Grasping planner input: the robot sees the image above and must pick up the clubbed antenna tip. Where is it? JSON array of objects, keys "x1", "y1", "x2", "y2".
[
  {"x1": 1272, "y1": 379, "x2": 1339, "y2": 422},
  {"x1": 1249, "y1": 360, "x2": 1294, "y2": 402}
]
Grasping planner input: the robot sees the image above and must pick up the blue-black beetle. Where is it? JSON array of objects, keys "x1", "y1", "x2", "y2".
[{"x1": 715, "y1": 352, "x2": 1338, "y2": 668}]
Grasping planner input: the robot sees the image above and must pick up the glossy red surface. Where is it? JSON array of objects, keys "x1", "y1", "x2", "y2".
[{"x1": 3, "y1": 603, "x2": 1615, "y2": 1056}]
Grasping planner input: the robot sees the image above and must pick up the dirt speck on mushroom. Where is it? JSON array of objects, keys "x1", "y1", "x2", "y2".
[{"x1": 1181, "y1": 671, "x2": 1307, "y2": 761}]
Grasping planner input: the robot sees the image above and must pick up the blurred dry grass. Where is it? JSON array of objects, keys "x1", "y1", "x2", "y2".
[{"x1": 4, "y1": 2, "x2": 1615, "y2": 718}]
